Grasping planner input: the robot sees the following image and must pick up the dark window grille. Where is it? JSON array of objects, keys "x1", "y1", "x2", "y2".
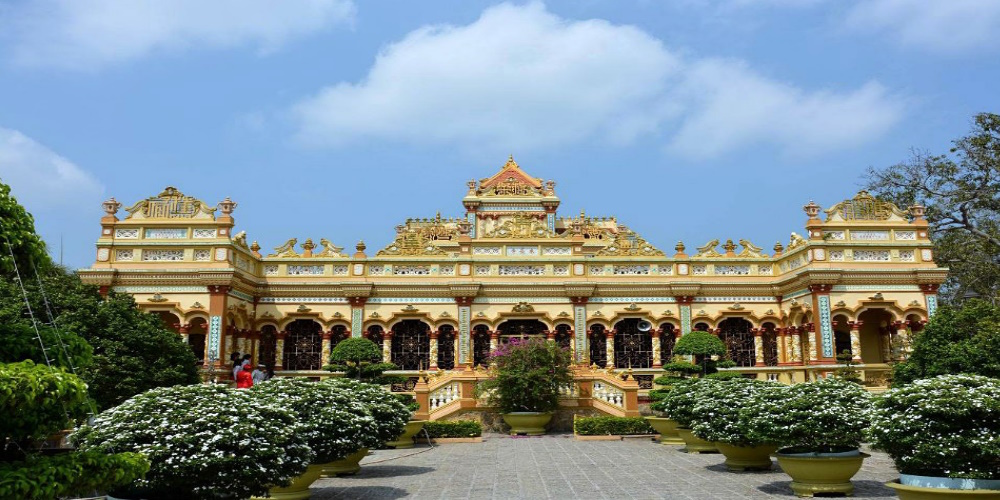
[
  {"x1": 497, "y1": 319, "x2": 546, "y2": 343},
  {"x1": 284, "y1": 319, "x2": 322, "y2": 370},
  {"x1": 366, "y1": 325, "x2": 384, "y2": 351},
  {"x1": 329, "y1": 325, "x2": 347, "y2": 354},
  {"x1": 391, "y1": 320, "x2": 431, "y2": 370},
  {"x1": 554, "y1": 324, "x2": 572, "y2": 351},
  {"x1": 589, "y1": 325, "x2": 607, "y2": 368},
  {"x1": 258, "y1": 324, "x2": 276, "y2": 368},
  {"x1": 437, "y1": 325, "x2": 456, "y2": 370},
  {"x1": 472, "y1": 325, "x2": 491, "y2": 367},
  {"x1": 614, "y1": 319, "x2": 653, "y2": 368},
  {"x1": 659, "y1": 324, "x2": 676, "y2": 365},
  {"x1": 834, "y1": 331, "x2": 852, "y2": 358},
  {"x1": 719, "y1": 318, "x2": 756, "y2": 367},
  {"x1": 762, "y1": 323, "x2": 779, "y2": 366}
]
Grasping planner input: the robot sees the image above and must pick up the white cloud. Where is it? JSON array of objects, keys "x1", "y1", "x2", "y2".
[
  {"x1": 844, "y1": 0, "x2": 1000, "y2": 53},
  {"x1": 2, "y1": 0, "x2": 355, "y2": 70},
  {"x1": 0, "y1": 128, "x2": 103, "y2": 208},
  {"x1": 291, "y1": 2, "x2": 903, "y2": 159}
]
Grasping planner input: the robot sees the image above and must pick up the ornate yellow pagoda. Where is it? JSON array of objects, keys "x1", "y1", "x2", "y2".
[{"x1": 82, "y1": 157, "x2": 946, "y2": 394}]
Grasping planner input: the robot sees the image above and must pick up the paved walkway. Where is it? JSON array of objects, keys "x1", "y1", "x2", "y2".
[{"x1": 311, "y1": 434, "x2": 899, "y2": 500}]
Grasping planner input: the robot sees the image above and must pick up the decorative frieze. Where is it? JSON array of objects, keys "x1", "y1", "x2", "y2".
[
  {"x1": 715, "y1": 265, "x2": 750, "y2": 276},
  {"x1": 475, "y1": 265, "x2": 491, "y2": 276},
  {"x1": 828, "y1": 250, "x2": 845, "y2": 261},
  {"x1": 612, "y1": 265, "x2": 650, "y2": 275},
  {"x1": 194, "y1": 249, "x2": 211, "y2": 261},
  {"x1": 498, "y1": 265, "x2": 544, "y2": 276},
  {"x1": 331, "y1": 265, "x2": 349, "y2": 276},
  {"x1": 287, "y1": 265, "x2": 324, "y2": 276},
  {"x1": 369, "y1": 265, "x2": 386, "y2": 276},
  {"x1": 852, "y1": 250, "x2": 890, "y2": 262},
  {"x1": 259, "y1": 297, "x2": 349, "y2": 303},
  {"x1": 898, "y1": 250, "x2": 915, "y2": 262},
  {"x1": 440, "y1": 265, "x2": 456, "y2": 276},
  {"x1": 144, "y1": 228, "x2": 188, "y2": 239},
  {"x1": 658, "y1": 265, "x2": 672, "y2": 275},
  {"x1": 473, "y1": 247, "x2": 501, "y2": 255},
  {"x1": 553, "y1": 265, "x2": 569, "y2": 276},
  {"x1": 263, "y1": 265, "x2": 278, "y2": 276},
  {"x1": 114, "y1": 228, "x2": 139, "y2": 239},
  {"x1": 393, "y1": 265, "x2": 431, "y2": 276},
  {"x1": 142, "y1": 249, "x2": 183, "y2": 261},
  {"x1": 758, "y1": 265, "x2": 773, "y2": 275},
  {"x1": 542, "y1": 247, "x2": 572, "y2": 256},
  {"x1": 894, "y1": 231, "x2": 916, "y2": 241},
  {"x1": 193, "y1": 228, "x2": 217, "y2": 238},
  {"x1": 691, "y1": 265, "x2": 707, "y2": 276},
  {"x1": 589, "y1": 265, "x2": 605, "y2": 276},
  {"x1": 850, "y1": 230, "x2": 889, "y2": 241}
]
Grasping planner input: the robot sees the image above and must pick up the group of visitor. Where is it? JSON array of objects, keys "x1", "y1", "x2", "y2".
[{"x1": 231, "y1": 352, "x2": 271, "y2": 388}]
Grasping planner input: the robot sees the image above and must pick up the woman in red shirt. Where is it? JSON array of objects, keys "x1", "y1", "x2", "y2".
[{"x1": 236, "y1": 363, "x2": 254, "y2": 389}]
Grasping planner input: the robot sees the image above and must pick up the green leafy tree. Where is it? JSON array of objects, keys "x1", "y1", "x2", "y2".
[
  {"x1": 0, "y1": 180, "x2": 49, "y2": 276},
  {"x1": 327, "y1": 337, "x2": 404, "y2": 385},
  {"x1": 0, "y1": 361, "x2": 148, "y2": 498},
  {"x1": 892, "y1": 299, "x2": 1000, "y2": 385},
  {"x1": 865, "y1": 112, "x2": 1000, "y2": 302},
  {"x1": 476, "y1": 338, "x2": 573, "y2": 413},
  {"x1": 674, "y1": 331, "x2": 727, "y2": 376}
]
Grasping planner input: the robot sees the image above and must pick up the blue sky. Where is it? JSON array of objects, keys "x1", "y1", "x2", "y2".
[{"x1": 1, "y1": 0, "x2": 998, "y2": 268}]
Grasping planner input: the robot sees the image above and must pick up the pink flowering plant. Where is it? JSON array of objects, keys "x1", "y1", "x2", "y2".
[
  {"x1": 867, "y1": 374, "x2": 1000, "y2": 479},
  {"x1": 476, "y1": 338, "x2": 573, "y2": 413},
  {"x1": 690, "y1": 378, "x2": 784, "y2": 447},
  {"x1": 752, "y1": 376, "x2": 872, "y2": 454},
  {"x1": 251, "y1": 378, "x2": 380, "y2": 464},
  {"x1": 72, "y1": 384, "x2": 311, "y2": 500}
]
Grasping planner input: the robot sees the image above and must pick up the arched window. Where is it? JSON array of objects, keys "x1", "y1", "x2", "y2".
[
  {"x1": 554, "y1": 324, "x2": 572, "y2": 351},
  {"x1": 718, "y1": 318, "x2": 755, "y2": 367},
  {"x1": 258, "y1": 324, "x2": 277, "y2": 368},
  {"x1": 761, "y1": 322, "x2": 779, "y2": 367},
  {"x1": 659, "y1": 324, "x2": 676, "y2": 365},
  {"x1": 589, "y1": 325, "x2": 607, "y2": 368},
  {"x1": 391, "y1": 320, "x2": 431, "y2": 370},
  {"x1": 329, "y1": 325, "x2": 348, "y2": 354},
  {"x1": 497, "y1": 319, "x2": 546, "y2": 343},
  {"x1": 365, "y1": 325, "x2": 384, "y2": 351},
  {"x1": 284, "y1": 319, "x2": 323, "y2": 370},
  {"x1": 188, "y1": 317, "x2": 208, "y2": 364},
  {"x1": 613, "y1": 319, "x2": 653, "y2": 368},
  {"x1": 694, "y1": 322, "x2": 710, "y2": 332},
  {"x1": 472, "y1": 325, "x2": 492, "y2": 367},
  {"x1": 155, "y1": 311, "x2": 181, "y2": 333},
  {"x1": 437, "y1": 325, "x2": 455, "y2": 370}
]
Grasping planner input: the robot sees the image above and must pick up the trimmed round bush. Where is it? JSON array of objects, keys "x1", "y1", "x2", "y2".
[
  {"x1": 754, "y1": 376, "x2": 871, "y2": 453},
  {"x1": 868, "y1": 374, "x2": 1000, "y2": 479},
  {"x1": 251, "y1": 378, "x2": 377, "y2": 463},
  {"x1": 321, "y1": 378, "x2": 410, "y2": 446},
  {"x1": 674, "y1": 331, "x2": 726, "y2": 357},
  {"x1": 690, "y1": 378, "x2": 782, "y2": 447},
  {"x1": 73, "y1": 384, "x2": 312, "y2": 500}
]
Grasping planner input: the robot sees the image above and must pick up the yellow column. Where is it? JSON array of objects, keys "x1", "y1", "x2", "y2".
[
  {"x1": 605, "y1": 330, "x2": 615, "y2": 368},
  {"x1": 382, "y1": 332, "x2": 393, "y2": 364}
]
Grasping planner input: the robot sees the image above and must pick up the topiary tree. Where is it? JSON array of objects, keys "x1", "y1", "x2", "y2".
[
  {"x1": 327, "y1": 337, "x2": 404, "y2": 385},
  {"x1": 0, "y1": 361, "x2": 148, "y2": 499},
  {"x1": 674, "y1": 331, "x2": 727, "y2": 376},
  {"x1": 892, "y1": 299, "x2": 1000, "y2": 386}
]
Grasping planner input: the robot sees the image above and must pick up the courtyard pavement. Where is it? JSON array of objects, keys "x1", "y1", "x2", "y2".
[{"x1": 310, "y1": 434, "x2": 899, "y2": 500}]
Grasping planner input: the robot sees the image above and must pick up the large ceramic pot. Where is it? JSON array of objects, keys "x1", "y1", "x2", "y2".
[
  {"x1": 386, "y1": 420, "x2": 427, "y2": 449},
  {"x1": 645, "y1": 417, "x2": 683, "y2": 446},
  {"x1": 715, "y1": 442, "x2": 777, "y2": 471},
  {"x1": 251, "y1": 464, "x2": 324, "y2": 500},
  {"x1": 676, "y1": 428, "x2": 717, "y2": 454},
  {"x1": 502, "y1": 412, "x2": 552, "y2": 435},
  {"x1": 321, "y1": 448, "x2": 368, "y2": 478},
  {"x1": 775, "y1": 449, "x2": 869, "y2": 497},
  {"x1": 886, "y1": 475, "x2": 1000, "y2": 499}
]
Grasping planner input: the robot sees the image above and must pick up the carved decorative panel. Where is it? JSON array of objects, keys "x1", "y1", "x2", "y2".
[
  {"x1": 264, "y1": 265, "x2": 278, "y2": 276},
  {"x1": 852, "y1": 250, "x2": 890, "y2": 262},
  {"x1": 894, "y1": 231, "x2": 916, "y2": 240},
  {"x1": 715, "y1": 265, "x2": 750, "y2": 276},
  {"x1": 142, "y1": 249, "x2": 183, "y2": 261},
  {"x1": 114, "y1": 228, "x2": 139, "y2": 239},
  {"x1": 194, "y1": 249, "x2": 211, "y2": 261},
  {"x1": 193, "y1": 228, "x2": 216, "y2": 238},
  {"x1": 850, "y1": 230, "x2": 890, "y2": 240},
  {"x1": 393, "y1": 265, "x2": 431, "y2": 275},
  {"x1": 498, "y1": 265, "x2": 544, "y2": 276},
  {"x1": 145, "y1": 228, "x2": 188, "y2": 239},
  {"x1": 115, "y1": 249, "x2": 134, "y2": 261},
  {"x1": 613, "y1": 265, "x2": 650, "y2": 275},
  {"x1": 287, "y1": 265, "x2": 324, "y2": 276}
]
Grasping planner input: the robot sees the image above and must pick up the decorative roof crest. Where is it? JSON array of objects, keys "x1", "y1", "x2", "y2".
[
  {"x1": 124, "y1": 186, "x2": 217, "y2": 220},
  {"x1": 596, "y1": 228, "x2": 664, "y2": 256},
  {"x1": 269, "y1": 239, "x2": 299, "y2": 258},
  {"x1": 825, "y1": 190, "x2": 908, "y2": 221}
]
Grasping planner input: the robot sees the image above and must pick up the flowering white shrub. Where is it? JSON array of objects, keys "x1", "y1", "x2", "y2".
[
  {"x1": 868, "y1": 374, "x2": 1000, "y2": 479},
  {"x1": 650, "y1": 378, "x2": 706, "y2": 428},
  {"x1": 751, "y1": 376, "x2": 871, "y2": 453},
  {"x1": 690, "y1": 378, "x2": 784, "y2": 447},
  {"x1": 251, "y1": 378, "x2": 377, "y2": 463},
  {"x1": 73, "y1": 384, "x2": 311, "y2": 500},
  {"x1": 320, "y1": 378, "x2": 410, "y2": 446}
]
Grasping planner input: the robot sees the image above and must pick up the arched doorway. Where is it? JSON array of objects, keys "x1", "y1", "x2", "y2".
[
  {"x1": 613, "y1": 318, "x2": 653, "y2": 368},
  {"x1": 258, "y1": 324, "x2": 277, "y2": 368},
  {"x1": 391, "y1": 320, "x2": 431, "y2": 370},
  {"x1": 858, "y1": 309, "x2": 893, "y2": 363},
  {"x1": 437, "y1": 325, "x2": 456, "y2": 370},
  {"x1": 589, "y1": 325, "x2": 607, "y2": 368},
  {"x1": 554, "y1": 324, "x2": 572, "y2": 351},
  {"x1": 154, "y1": 311, "x2": 181, "y2": 333},
  {"x1": 659, "y1": 324, "x2": 677, "y2": 365},
  {"x1": 718, "y1": 318, "x2": 755, "y2": 367},
  {"x1": 472, "y1": 325, "x2": 491, "y2": 367},
  {"x1": 188, "y1": 317, "x2": 207, "y2": 364},
  {"x1": 833, "y1": 314, "x2": 852, "y2": 359},
  {"x1": 329, "y1": 325, "x2": 348, "y2": 354},
  {"x1": 284, "y1": 319, "x2": 323, "y2": 370},
  {"x1": 497, "y1": 319, "x2": 546, "y2": 343},
  {"x1": 365, "y1": 325, "x2": 385, "y2": 351},
  {"x1": 761, "y1": 322, "x2": 779, "y2": 367}
]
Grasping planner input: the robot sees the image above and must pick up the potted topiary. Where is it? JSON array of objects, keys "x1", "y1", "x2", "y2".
[
  {"x1": 869, "y1": 374, "x2": 1000, "y2": 499},
  {"x1": 249, "y1": 378, "x2": 378, "y2": 499},
  {"x1": 319, "y1": 378, "x2": 410, "y2": 476},
  {"x1": 385, "y1": 394, "x2": 425, "y2": 449},
  {"x1": 476, "y1": 338, "x2": 573, "y2": 435},
  {"x1": 652, "y1": 378, "x2": 716, "y2": 453},
  {"x1": 673, "y1": 331, "x2": 727, "y2": 376},
  {"x1": 690, "y1": 378, "x2": 783, "y2": 471},
  {"x1": 646, "y1": 361, "x2": 701, "y2": 446},
  {"x1": 73, "y1": 384, "x2": 312, "y2": 500},
  {"x1": 753, "y1": 377, "x2": 873, "y2": 497}
]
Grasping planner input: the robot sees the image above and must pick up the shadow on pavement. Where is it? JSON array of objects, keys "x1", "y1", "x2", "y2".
[
  {"x1": 310, "y1": 485, "x2": 409, "y2": 500},
  {"x1": 351, "y1": 465, "x2": 435, "y2": 478}
]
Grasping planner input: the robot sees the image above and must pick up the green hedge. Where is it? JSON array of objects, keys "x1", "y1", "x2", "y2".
[
  {"x1": 423, "y1": 420, "x2": 482, "y2": 438},
  {"x1": 648, "y1": 389, "x2": 672, "y2": 402},
  {"x1": 706, "y1": 371, "x2": 745, "y2": 380},
  {"x1": 574, "y1": 416, "x2": 654, "y2": 436}
]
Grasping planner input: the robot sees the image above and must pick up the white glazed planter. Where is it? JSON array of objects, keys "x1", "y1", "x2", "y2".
[{"x1": 900, "y1": 474, "x2": 1000, "y2": 491}]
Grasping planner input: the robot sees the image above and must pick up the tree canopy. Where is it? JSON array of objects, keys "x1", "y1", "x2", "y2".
[
  {"x1": 0, "y1": 181, "x2": 49, "y2": 276},
  {"x1": 865, "y1": 112, "x2": 1000, "y2": 302}
]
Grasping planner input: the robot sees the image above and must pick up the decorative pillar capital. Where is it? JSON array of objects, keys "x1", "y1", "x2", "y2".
[
  {"x1": 348, "y1": 296, "x2": 368, "y2": 307},
  {"x1": 454, "y1": 296, "x2": 475, "y2": 307},
  {"x1": 808, "y1": 284, "x2": 833, "y2": 294},
  {"x1": 322, "y1": 331, "x2": 332, "y2": 341},
  {"x1": 570, "y1": 296, "x2": 589, "y2": 305},
  {"x1": 208, "y1": 285, "x2": 230, "y2": 295},
  {"x1": 675, "y1": 296, "x2": 695, "y2": 305},
  {"x1": 919, "y1": 283, "x2": 940, "y2": 294}
]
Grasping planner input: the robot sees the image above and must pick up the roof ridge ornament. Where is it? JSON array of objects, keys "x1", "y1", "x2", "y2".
[
  {"x1": 824, "y1": 190, "x2": 908, "y2": 221},
  {"x1": 123, "y1": 186, "x2": 217, "y2": 220}
]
